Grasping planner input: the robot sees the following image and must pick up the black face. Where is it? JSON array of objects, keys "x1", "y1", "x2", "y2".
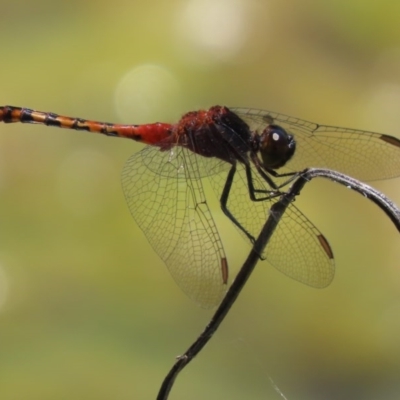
[{"x1": 259, "y1": 125, "x2": 296, "y2": 169}]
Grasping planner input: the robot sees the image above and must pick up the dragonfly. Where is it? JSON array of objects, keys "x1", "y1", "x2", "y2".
[{"x1": 1, "y1": 105, "x2": 400, "y2": 308}]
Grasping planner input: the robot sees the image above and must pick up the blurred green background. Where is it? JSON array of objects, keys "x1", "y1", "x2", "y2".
[{"x1": 1, "y1": 1, "x2": 400, "y2": 399}]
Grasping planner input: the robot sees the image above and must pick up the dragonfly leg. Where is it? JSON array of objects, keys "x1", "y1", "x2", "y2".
[
  {"x1": 220, "y1": 163, "x2": 257, "y2": 244},
  {"x1": 244, "y1": 161, "x2": 283, "y2": 202},
  {"x1": 250, "y1": 152, "x2": 302, "y2": 192}
]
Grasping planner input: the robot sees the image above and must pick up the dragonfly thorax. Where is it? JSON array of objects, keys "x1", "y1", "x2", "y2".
[{"x1": 258, "y1": 124, "x2": 296, "y2": 169}]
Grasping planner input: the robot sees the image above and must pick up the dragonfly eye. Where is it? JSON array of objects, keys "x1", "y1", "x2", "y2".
[{"x1": 259, "y1": 125, "x2": 296, "y2": 169}]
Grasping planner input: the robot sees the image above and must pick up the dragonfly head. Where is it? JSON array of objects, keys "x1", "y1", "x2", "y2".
[{"x1": 258, "y1": 125, "x2": 296, "y2": 169}]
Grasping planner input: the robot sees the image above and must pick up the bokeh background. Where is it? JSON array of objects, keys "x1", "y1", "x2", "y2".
[{"x1": 1, "y1": 1, "x2": 400, "y2": 399}]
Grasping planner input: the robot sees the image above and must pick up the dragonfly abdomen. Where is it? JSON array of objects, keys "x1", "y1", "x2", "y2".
[{"x1": 0, "y1": 105, "x2": 174, "y2": 145}]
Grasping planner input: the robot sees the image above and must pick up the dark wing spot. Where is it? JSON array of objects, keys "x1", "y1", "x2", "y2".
[
  {"x1": 317, "y1": 234, "x2": 334, "y2": 259},
  {"x1": 221, "y1": 257, "x2": 229, "y2": 284},
  {"x1": 380, "y1": 134, "x2": 400, "y2": 148}
]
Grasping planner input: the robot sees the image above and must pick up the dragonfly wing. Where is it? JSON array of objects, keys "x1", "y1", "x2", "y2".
[
  {"x1": 232, "y1": 107, "x2": 400, "y2": 181},
  {"x1": 122, "y1": 145, "x2": 228, "y2": 308},
  {"x1": 266, "y1": 201, "x2": 334, "y2": 287},
  {"x1": 207, "y1": 162, "x2": 334, "y2": 287},
  {"x1": 141, "y1": 141, "x2": 230, "y2": 178}
]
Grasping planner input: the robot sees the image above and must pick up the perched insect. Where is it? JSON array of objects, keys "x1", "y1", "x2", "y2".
[{"x1": 1, "y1": 105, "x2": 400, "y2": 307}]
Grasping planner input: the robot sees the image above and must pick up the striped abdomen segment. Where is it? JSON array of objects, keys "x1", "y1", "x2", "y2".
[{"x1": 0, "y1": 106, "x2": 174, "y2": 145}]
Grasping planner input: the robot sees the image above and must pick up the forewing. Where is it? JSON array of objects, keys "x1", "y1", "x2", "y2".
[
  {"x1": 207, "y1": 162, "x2": 334, "y2": 287},
  {"x1": 122, "y1": 145, "x2": 228, "y2": 308},
  {"x1": 232, "y1": 107, "x2": 400, "y2": 181}
]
